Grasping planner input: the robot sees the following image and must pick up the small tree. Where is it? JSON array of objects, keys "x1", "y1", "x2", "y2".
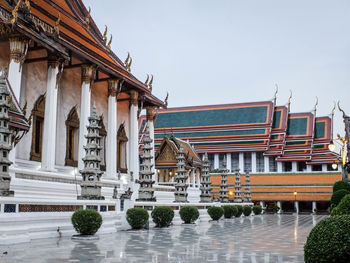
[
  {"x1": 222, "y1": 205, "x2": 237, "y2": 219},
  {"x1": 331, "y1": 189, "x2": 350, "y2": 208},
  {"x1": 126, "y1": 208, "x2": 149, "y2": 229},
  {"x1": 207, "y1": 206, "x2": 224, "y2": 221},
  {"x1": 235, "y1": 205, "x2": 243, "y2": 217},
  {"x1": 71, "y1": 209, "x2": 103, "y2": 235},
  {"x1": 243, "y1": 206, "x2": 252, "y2": 216},
  {"x1": 179, "y1": 206, "x2": 199, "y2": 224},
  {"x1": 151, "y1": 206, "x2": 174, "y2": 227},
  {"x1": 332, "y1": 194, "x2": 350, "y2": 216},
  {"x1": 252, "y1": 205, "x2": 262, "y2": 215}
]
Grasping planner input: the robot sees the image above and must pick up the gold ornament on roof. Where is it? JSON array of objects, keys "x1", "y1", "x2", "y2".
[
  {"x1": 273, "y1": 84, "x2": 278, "y2": 104},
  {"x1": 85, "y1": 7, "x2": 91, "y2": 25},
  {"x1": 313, "y1": 96, "x2": 318, "y2": 113},
  {"x1": 103, "y1": 25, "x2": 108, "y2": 43},
  {"x1": 54, "y1": 13, "x2": 61, "y2": 35},
  {"x1": 164, "y1": 92, "x2": 169, "y2": 107},
  {"x1": 11, "y1": 0, "x2": 21, "y2": 25},
  {"x1": 144, "y1": 74, "x2": 149, "y2": 86},
  {"x1": 149, "y1": 74, "x2": 153, "y2": 92},
  {"x1": 24, "y1": 0, "x2": 30, "y2": 11},
  {"x1": 124, "y1": 52, "x2": 132, "y2": 72},
  {"x1": 107, "y1": 34, "x2": 112, "y2": 50}
]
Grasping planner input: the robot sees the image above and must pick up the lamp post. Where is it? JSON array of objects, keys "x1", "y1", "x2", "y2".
[
  {"x1": 294, "y1": 191, "x2": 297, "y2": 213},
  {"x1": 328, "y1": 134, "x2": 348, "y2": 181}
]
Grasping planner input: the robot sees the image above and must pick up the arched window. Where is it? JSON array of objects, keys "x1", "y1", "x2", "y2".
[
  {"x1": 99, "y1": 116, "x2": 107, "y2": 171},
  {"x1": 117, "y1": 123, "x2": 128, "y2": 173},
  {"x1": 30, "y1": 95, "x2": 45, "y2": 162},
  {"x1": 65, "y1": 106, "x2": 79, "y2": 167}
]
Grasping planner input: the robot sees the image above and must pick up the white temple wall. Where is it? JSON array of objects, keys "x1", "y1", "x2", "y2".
[
  {"x1": 91, "y1": 81, "x2": 108, "y2": 124},
  {"x1": 55, "y1": 67, "x2": 81, "y2": 166},
  {"x1": 16, "y1": 61, "x2": 47, "y2": 160}
]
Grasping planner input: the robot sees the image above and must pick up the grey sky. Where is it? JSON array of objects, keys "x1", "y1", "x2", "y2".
[{"x1": 84, "y1": 0, "x2": 350, "y2": 137}]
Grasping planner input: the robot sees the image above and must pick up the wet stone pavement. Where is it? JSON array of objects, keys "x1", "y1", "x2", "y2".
[{"x1": 0, "y1": 214, "x2": 325, "y2": 263}]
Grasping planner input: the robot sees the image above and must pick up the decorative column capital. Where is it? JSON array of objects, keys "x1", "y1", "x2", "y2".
[
  {"x1": 108, "y1": 79, "x2": 119, "y2": 97},
  {"x1": 9, "y1": 36, "x2": 28, "y2": 63},
  {"x1": 47, "y1": 53, "x2": 61, "y2": 68},
  {"x1": 129, "y1": 89, "x2": 138, "y2": 106},
  {"x1": 146, "y1": 106, "x2": 156, "y2": 121},
  {"x1": 81, "y1": 64, "x2": 94, "y2": 84}
]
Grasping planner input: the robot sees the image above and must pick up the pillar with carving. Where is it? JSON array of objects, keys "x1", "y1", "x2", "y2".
[
  {"x1": 234, "y1": 170, "x2": 242, "y2": 203},
  {"x1": 200, "y1": 153, "x2": 212, "y2": 202},
  {"x1": 174, "y1": 145, "x2": 188, "y2": 202},
  {"x1": 244, "y1": 172, "x2": 251, "y2": 202},
  {"x1": 105, "y1": 79, "x2": 118, "y2": 179},
  {"x1": 78, "y1": 65, "x2": 93, "y2": 170},
  {"x1": 146, "y1": 106, "x2": 156, "y2": 182},
  {"x1": 41, "y1": 54, "x2": 61, "y2": 171},
  {"x1": 129, "y1": 90, "x2": 139, "y2": 183},
  {"x1": 219, "y1": 155, "x2": 229, "y2": 203}
]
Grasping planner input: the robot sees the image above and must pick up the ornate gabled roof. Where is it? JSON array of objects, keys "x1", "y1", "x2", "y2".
[{"x1": 0, "y1": 0, "x2": 165, "y2": 107}]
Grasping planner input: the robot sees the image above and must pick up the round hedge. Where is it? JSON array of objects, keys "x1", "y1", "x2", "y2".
[
  {"x1": 253, "y1": 205, "x2": 262, "y2": 215},
  {"x1": 333, "y1": 180, "x2": 350, "y2": 193},
  {"x1": 333, "y1": 194, "x2": 350, "y2": 216},
  {"x1": 331, "y1": 189, "x2": 350, "y2": 207},
  {"x1": 235, "y1": 205, "x2": 243, "y2": 217},
  {"x1": 151, "y1": 206, "x2": 174, "y2": 227},
  {"x1": 207, "y1": 206, "x2": 224, "y2": 221},
  {"x1": 273, "y1": 203, "x2": 280, "y2": 213},
  {"x1": 71, "y1": 209, "x2": 103, "y2": 235},
  {"x1": 243, "y1": 206, "x2": 252, "y2": 216},
  {"x1": 222, "y1": 205, "x2": 237, "y2": 219},
  {"x1": 179, "y1": 206, "x2": 199, "y2": 224},
  {"x1": 304, "y1": 215, "x2": 350, "y2": 263},
  {"x1": 126, "y1": 207, "x2": 149, "y2": 229}
]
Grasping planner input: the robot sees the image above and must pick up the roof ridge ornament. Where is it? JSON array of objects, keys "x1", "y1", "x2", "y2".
[
  {"x1": 287, "y1": 90, "x2": 292, "y2": 112},
  {"x1": 11, "y1": 0, "x2": 21, "y2": 25},
  {"x1": 124, "y1": 52, "x2": 132, "y2": 72},
  {"x1": 149, "y1": 74, "x2": 153, "y2": 92},
  {"x1": 338, "y1": 101, "x2": 348, "y2": 118},
  {"x1": 84, "y1": 7, "x2": 91, "y2": 25},
  {"x1": 144, "y1": 74, "x2": 149, "y2": 86},
  {"x1": 103, "y1": 25, "x2": 107, "y2": 43},
  {"x1": 313, "y1": 96, "x2": 318, "y2": 115},
  {"x1": 273, "y1": 84, "x2": 278, "y2": 105},
  {"x1": 164, "y1": 92, "x2": 169, "y2": 107},
  {"x1": 107, "y1": 34, "x2": 112, "y2": 50}
]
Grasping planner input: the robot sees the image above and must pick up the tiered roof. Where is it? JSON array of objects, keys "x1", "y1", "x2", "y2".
[{"x1": 140, "y1": 99, "x2": 338, "y2": 165}]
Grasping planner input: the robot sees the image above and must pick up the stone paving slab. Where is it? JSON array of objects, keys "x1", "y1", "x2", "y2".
[{"x1": 0, "y1": 214, "x2": 325, "y2": 263}]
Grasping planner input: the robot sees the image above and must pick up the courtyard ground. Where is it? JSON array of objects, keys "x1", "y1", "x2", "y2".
[{"x1": 0, "y1": 214, "x2": 325, "y2": 263}]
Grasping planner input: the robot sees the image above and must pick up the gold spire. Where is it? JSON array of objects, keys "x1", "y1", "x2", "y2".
[
  {"x1": 107, "y1": 34, "x2": 112, "y2": 50},
  {"x1": 149, "y1": 74, "x2": 153, "y2": 92},
  {"x1": 103, "y1": 25, "x2": 108, "y2": 43},
  {"x1": 144, "y1": 74, "x2": 149, "y2": 86}
]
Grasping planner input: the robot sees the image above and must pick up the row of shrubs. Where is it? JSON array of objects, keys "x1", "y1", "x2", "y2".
[
  {"x1": 304, "y1": 179, "x2": 350, "y2": 263},
  {"x1": 126, "y1": 204, "x2": 263, "y2": 229}
]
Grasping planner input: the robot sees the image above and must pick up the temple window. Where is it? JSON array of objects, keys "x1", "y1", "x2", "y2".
[
  {"x1": 65, "y1": 107, "x2": 79, "y2": 167},
  {"x1": 244, "y1": 153, "x2": 252, "y2": 173},
  {"x1": 297, "y1": 162, "x2": 307, "y2": 172},
  {"x1": 117, "y1": 124, "x2": 128, "y2": 173},
  {"x1": 312, "y1": 165, "x2": 322, "y2": 171},
  {"x1": 207, "y1": 154, "x2": 214, "y2": 170},
  {"x1": 256, "y1": 152, "x2": 265, "y2": 172},
  {"x1": 269, "y1": 157, "x2": 277, "y2": 172},
  {"x1": 30, "y1": 95, "x2": 45, "y2": 162},
  {"x1": 219, "y1": 153, "x2": 226, "y2": 169},
  {"x1": 99, "y1": 116, "x2": 107, "y2": 171},
  {"x1": 231, "y1": 152, "x2": 239, "y2": 172},
  {"x1": 283, "y1": 162, "x2": 292, "y2": 172}
]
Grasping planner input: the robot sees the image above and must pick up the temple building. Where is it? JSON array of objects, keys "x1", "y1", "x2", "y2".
[{"x1": 139, "y1": 97, "x2": 341, "y2": 212}]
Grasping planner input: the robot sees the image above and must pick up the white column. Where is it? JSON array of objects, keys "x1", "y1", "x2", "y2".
[
  {"x1": 312, "y1": 201, "x2": 317, "y2": 213},
  {"x1": 239, "y1": 153, "x2": 244, "y2": 172},
  {"x1": 196, "y1": 169, "x2": 200, "y2": 187},
  {"x1": 277, "y1": 201, "x2": 281, "y2": 214},
  {"x1": 191, "y1": 169, "x2": 195, "y2": 187},
  {"x1": 105, "y1": 80, "x2": 118, "y2": 179},
  {"x1": 226, "y1": 153, "x2": 231, "y2": 172},
  {"x1": 8, "y1": 37, "x2": 28, "y2": 164},
  {"x1": 295, "y1": 201, "x2": 299, "y2": 214},
  {"x1": 41, "y1": 56, "x2": 60, "y2": 171},
  {"x1": 306, "y1": 165, "x2": 312, "y2": 172},
  {"x1": 146, "y1": 106, "x2": 156, "y2": 182},
  {"x1": 129, "y1": 90, "x2": 139, "y2": 182},
  {"x1": 251, "y1": 152, "x2": 257, "y2": 173},
  {"x1": 322, "y1": 164, "x2": 327, "y2": 172},
  {"x1": 214, "y1": 154, "x2": 219, "y2": 169},
  {"x1": 292, "y1": 162, "x2": 297, "y2": 173},
  {"x1": 78, "y1": 65, "x2": 93, "y2": 170},
  {"x1": 264, "y1": 156, "x2": 270, "y2": 173},
  {"x1": 277, "y1": 162, "x2": 283, "y2": 173}
]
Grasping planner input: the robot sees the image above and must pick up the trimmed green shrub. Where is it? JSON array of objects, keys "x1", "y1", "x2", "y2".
[
  {"x1": 235, "y1": 205, "x2": 243, "y2": 217},
  {"x1": 331, "y1": 206, "x2": 339, "y2": 216},
  {"x1": 207, "y1": 206, "x2": 224, "y2": 220},
  {"x1": 243, "y1": 206, "x2": 252, "y2": 216},
  {"x1": 253, "y1": 205, "x2": 262, "y2": 215},
  {"x1": 304, "y1": 215, "x2": 350, "y2": 263},
  {"x1": 222, "y1": 205, "x2": 237, "y2": 219},
  {"x1": 273, "y1": 203, "x2": 280, "y2": 213},
  {"x1": 331, "y1": 189, "x2": 350, "y2": 207},
  {"x1": 333, "y1": 194, "x2": 350, "y2": 216},
  {"x1": 71, "y1": 209, "x2": 103, "y2": 235},
  {"x1": 151, "y1": 206, "x2": 174, "y2": 227},
  {"x1": 126, "y1": 207, "x2": 149, "y2": 229},
  {"x1": 179, "y1": 206, "x2": 199, "y2": 224},
  {"x1": 333, "y1": 180, "x2": 350, "y2": 193}
]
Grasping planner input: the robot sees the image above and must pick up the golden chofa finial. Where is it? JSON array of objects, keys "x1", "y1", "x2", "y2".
[
  {"x1": 124, "y1": 52, "x2": 130, "y2": 66},
  {"x1": 103, "y1": 25, "x2": 108, "y2": 43},
  {"x1": 107, "y1": 34, "x2": 112, "y2": 50},
  {"x1": 338, "y1": 101, "x2": 347, "y2": 118},
  {"x1": 164, "y1": 92, "x2": 169, "y2": 107},
  {"x1": 124, "y1": 52, "x2": 132, "y2": 72},
  {"x1": 313, "y1": 96, "x2": 318, "y2": 113},
  {"x1": 273, "y1": 84, "x2": 278, "y2": 104},
  {"x1": 149, "y1": 74, "x2": 153, "y2": 92},
  {"x1": 84, "y1": 7, "x2": 91, "y2": 25},
  {"x1": 144, "y1": 74, "x2": 149, "y2": 86},
  {"x1": 54, "y1": 13, "x2": 61, "y2": 35}
]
